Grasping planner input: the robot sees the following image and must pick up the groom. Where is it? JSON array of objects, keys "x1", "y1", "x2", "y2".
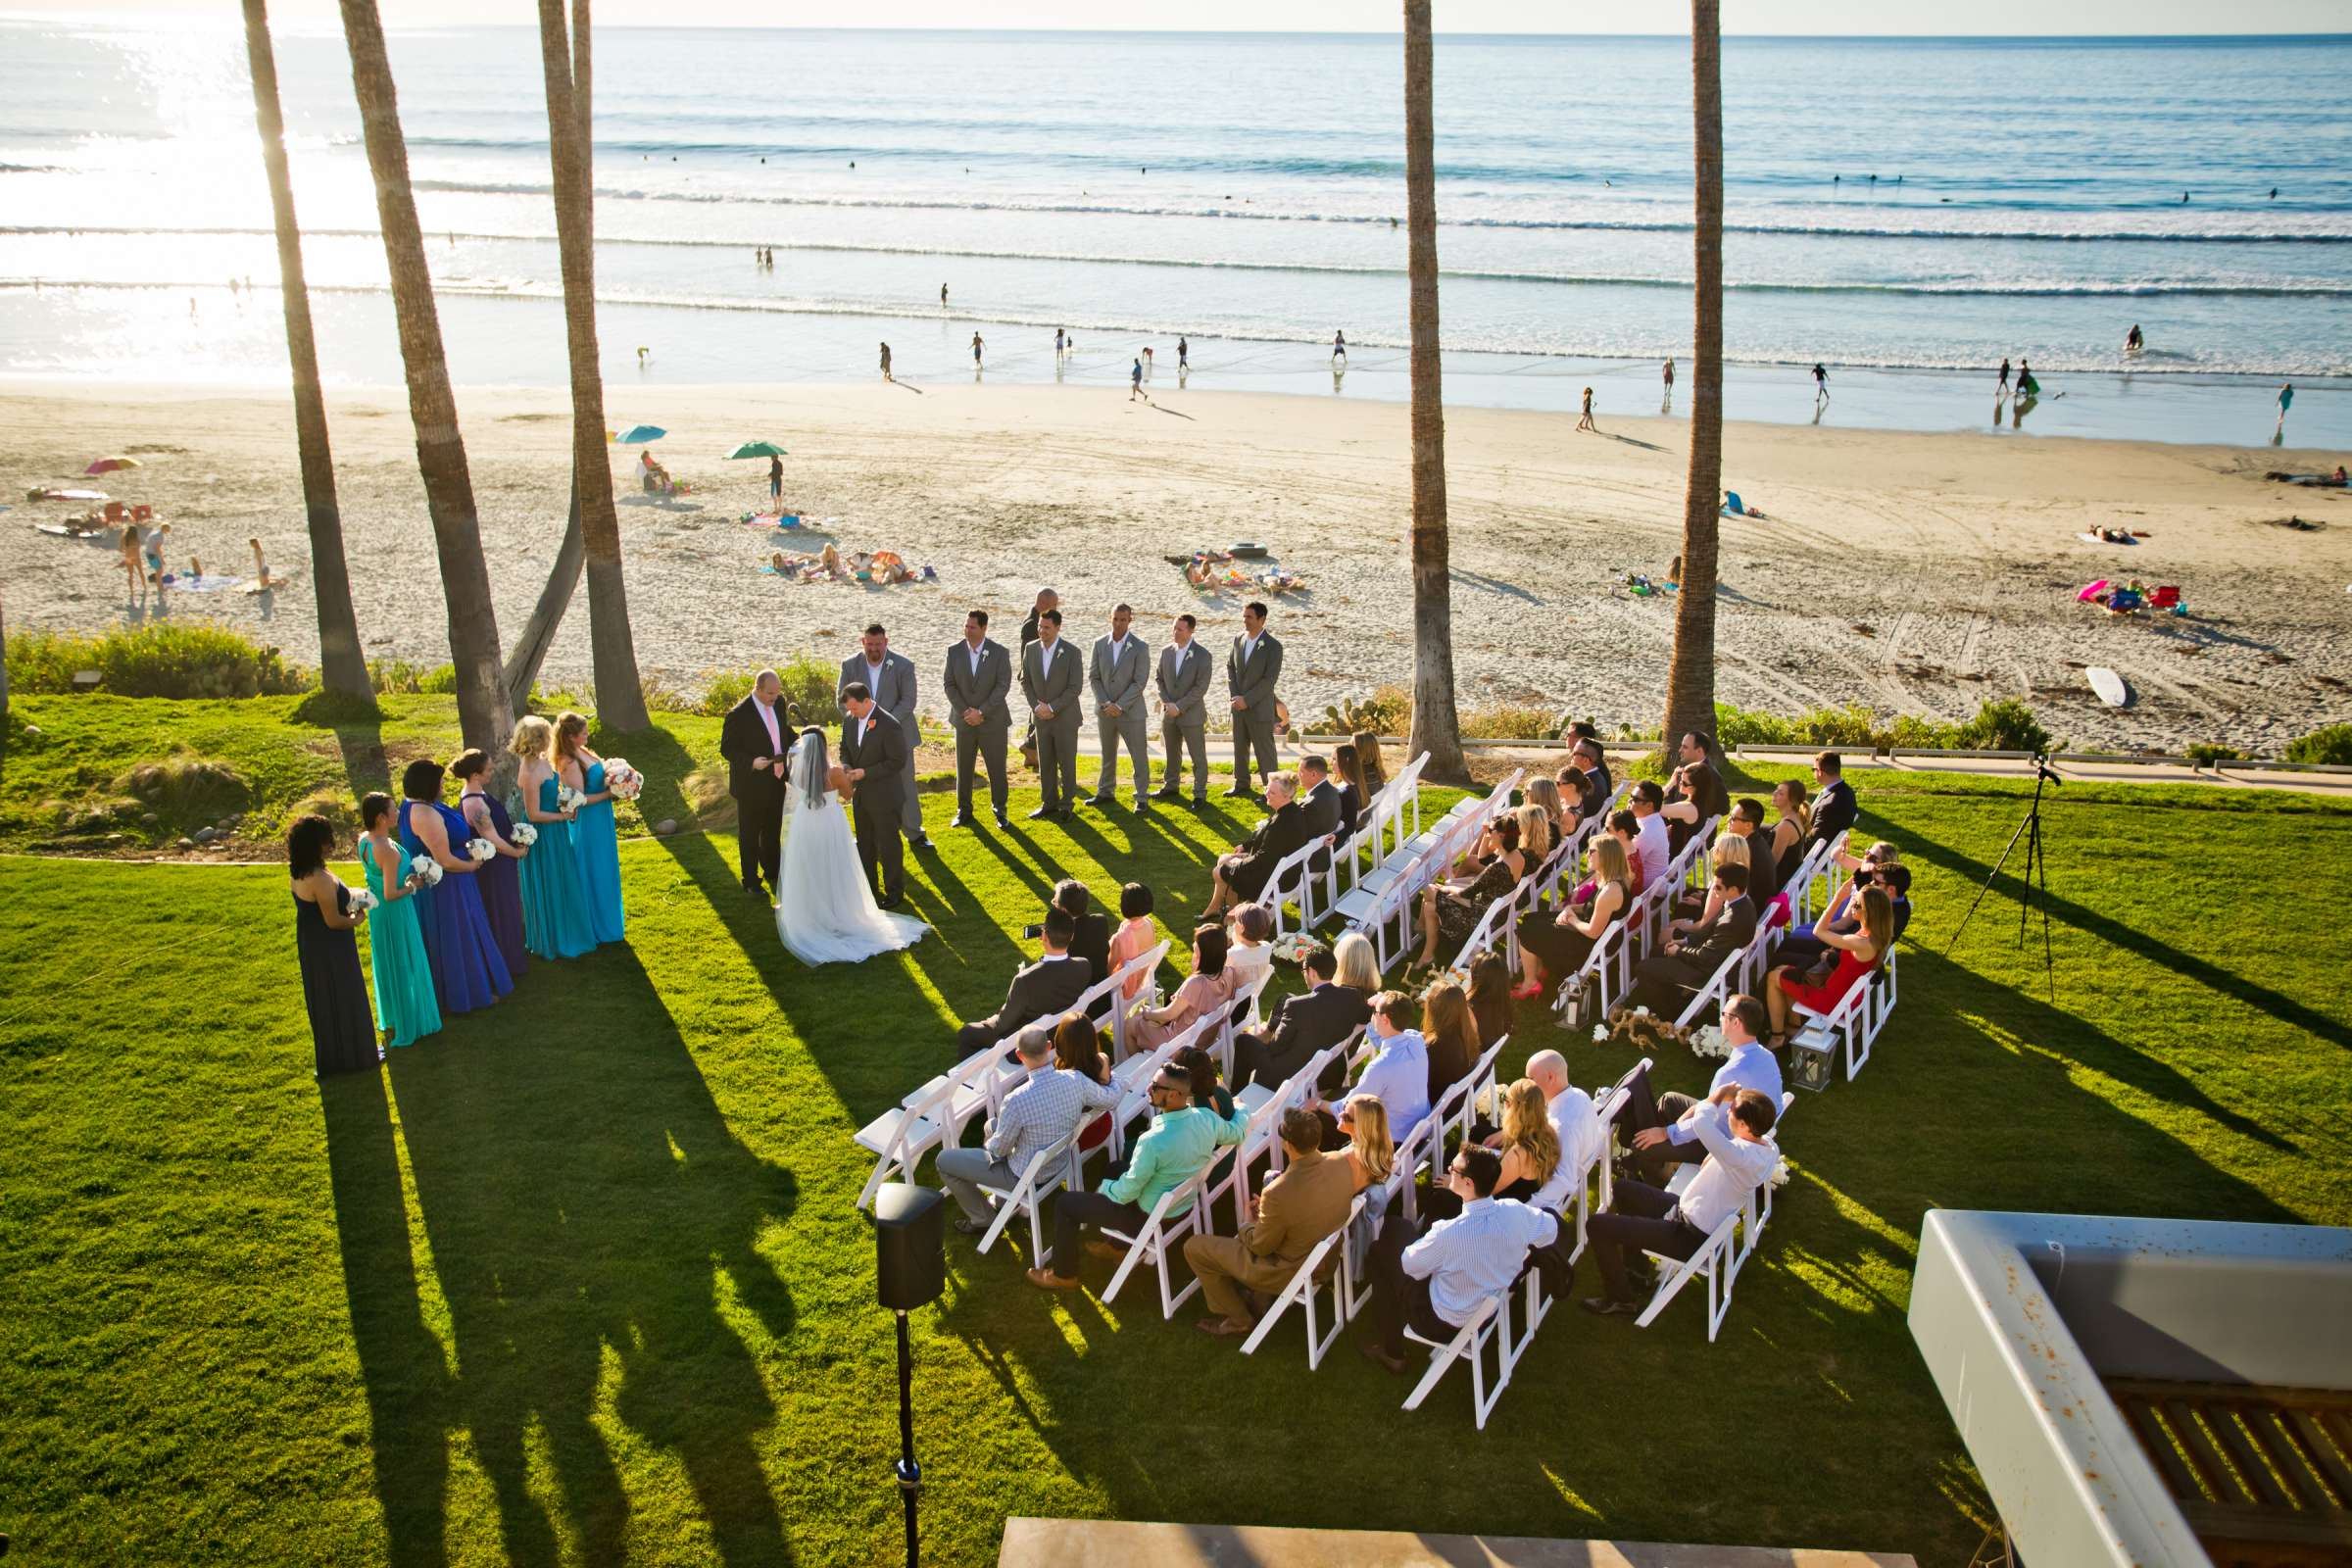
[{"x1": 838, "y1": 681, "x2": 909, "y2": 909}]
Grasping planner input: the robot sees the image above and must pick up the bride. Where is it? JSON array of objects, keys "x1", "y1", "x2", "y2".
[{"x1": 774, "y1": 727, "x2": 929, "y2": 965}]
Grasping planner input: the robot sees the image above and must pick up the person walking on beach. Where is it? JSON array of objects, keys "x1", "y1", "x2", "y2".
[
  {"x1": 1332, "y1": 329, "x2": 1347, "y2": 365},
  {"x1": 1812, "y1": 363, "x2": 1831, "y2": 403},
  {"x1": 2017, "y1": 358, "x2": 2036, "y2": 398},
  {"x1": 1577, "y1": 386, "x2": 1596, "y2": 433},
  {"x1": 1997, "y1": 358, "x2": 2011, "y2": 397},
  {"x1": 1131, "y1": 358, "x2": 1146, "y2": 401},
  {"x1": 1178, "y1": 336, "x2": 1189, "y2": 371},
  {"x1": 2277, "y1": 381, "x2": 2295, "y2": 439},
  {"x1": 879, "y1": 342, "x2": 893, "y2": 382},
  {"x1": 972, "y1": 331, "x2": 985, "y2": 369},
  {"x1": 1662, "y1": 357, "x2": 1676, "y2": 412},
  {"x1": 769, "y1": 454, "x2": 783, "y2": 504},
  {"x1": 1055, "y1": 326, "x2": 1065, "y2": 359}
]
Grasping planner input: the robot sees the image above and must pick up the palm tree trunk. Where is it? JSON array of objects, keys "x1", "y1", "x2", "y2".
[
  {"x1": 1662, "y1": 0, "x2": 1724, "y2": 766},
  {"x1": 338, "y1": 0, "x2": 513, "y2": 755},
  {"x1": 536, "y1": 0, "x2": 649, "y2": 732},
  {"x1": 503, "y1": 476, "x2": 584, "y2": 716},
  {"x1": 1401, "y1": 0, "x2": 1466, "y2": 784},
  {"x1": 244, "y1": 0, "x2": 370, "y2": 703}
]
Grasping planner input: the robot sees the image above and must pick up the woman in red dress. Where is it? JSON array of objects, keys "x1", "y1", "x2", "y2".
[{"x1": 1767, "y1": 884, "x2": 1894, "y2": 1045}]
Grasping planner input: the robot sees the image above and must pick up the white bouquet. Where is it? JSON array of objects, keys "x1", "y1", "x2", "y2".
[
  {"x1": 558, "y1": 784, "x2": 586, "y2": 813},
  {"x1": 1769, "y1": 1157, "x2": 1792, "y2": 1191},
  {"x1": 466, "y1": 837, "x2": 497, "y2": 862},
  {"x1": 601, "y1": 759, "x2": 644, "y2": 802},
  {"x1": 347, "y1": 887, "x2": 380, "y2": 914},
  {"x1": 1688, "y1": 1023, "x2": 1731, "y2": 1060},
  {"x1": 510, "y1": 821, "x2": 538, "y2": 848},
  {"x1": 1591, "y1": 1023, "x2": 1609, "y2": 1044},
  {"x1": 409, "y1": 854, "x2": 444, "y2": 887}
]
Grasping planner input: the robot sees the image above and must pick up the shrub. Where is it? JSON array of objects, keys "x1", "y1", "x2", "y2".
[
  {"x1": 288, "y1": 787, "x2": 362, "y2": 837},
  {"x1": 1954, "y1": 699, "x2": 2052, "y2": 756},
  {"x1": 368, "y1": 659, "x2": 457, "y2": 695},
  {"x1": 698, "y1": 656, "x2": 841, "y2": 723},
  {"x1": 7, "y1": 625, "x2": 313, "y2": 700},
  {"x1": 1459, "y1": 703, "x2": 1558, "y2": 741},
  {"x1": 290, "y1": 688, "x2": 383, "y2": 727},
  {"x1": 2186, "y1": 742, "x2": 2244, "y2": 764},
  {"x1": 116, "y1": 755, "x2": 252, "y2": 826},
  {"x1": 1319, "y1": 685, "x2": 1410, "y2": 737},
  {"x1": 2285, "y1": 723, "x2": 2352, "y2": 767}
]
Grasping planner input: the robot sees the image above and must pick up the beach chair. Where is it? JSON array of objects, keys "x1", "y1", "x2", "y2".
[{"x1": 2150, "y1": 584, "x2": 2183, "y2": 614}]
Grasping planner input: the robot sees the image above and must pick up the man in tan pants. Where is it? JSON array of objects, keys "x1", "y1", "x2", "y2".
[{"x1": 1183, "y1": 1106, "x2": 1355, "y2": 1338}]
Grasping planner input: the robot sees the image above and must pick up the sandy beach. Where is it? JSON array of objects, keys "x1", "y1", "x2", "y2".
[{"x1": 4, "y1": 377, "x2": 2348, "y2": 753}]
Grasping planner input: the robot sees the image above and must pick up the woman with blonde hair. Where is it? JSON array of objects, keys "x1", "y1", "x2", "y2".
[
  {"x1": 1337, "y1": 1092, "x2": 1397, "y2": 1276},
  {"x1": 1524, "y1": 777, "x2": 1569, "y2": 844},
  {"x1": 1672, "y1": 828, "x2": 1749, "y2": 930},
  {"x1": 1493, "y1": 1079, "x2": 1561, "y2": 1200},
  {"x1": 514, "y1": 715, "x2": 596, "y2": 958},
  {"x1": 555, "y1": 711, "x2": 625, "y2": 944},
  {"x1": 1515, "y1": 801, "x2": 1555, "y2": 864},
  {"x1": 1515, "y1": 833, "x2": 1632, "y2": 1001},
  {"x1": 1333, "y1": 930, "x2": 1381, "y2": 996}
]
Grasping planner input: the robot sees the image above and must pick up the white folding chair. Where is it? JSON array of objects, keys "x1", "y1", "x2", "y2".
[
  {"x1": 1632, "y1": 1209, "x2": 1742, "y2": 1342},
  {"x1": 854, "y1": 1071, "x2": 962, "y2": 1208},
  {"x1": 1098, "y1": 1162, "x2": 1219, "y2": 1319},
  {"x1": 1238, "y1": 1191, "x2": 1362, "y2": 1370},
  {"x1": 973, "y1": 1129, "x2": 1078, "y2": 1258},
  {"x1": 1102, "y1": 940, "x2": 1172, "y2": 1060},
  {"x1": 1402, "y1": 1287, "x2": 1513, "y2": 1429}
]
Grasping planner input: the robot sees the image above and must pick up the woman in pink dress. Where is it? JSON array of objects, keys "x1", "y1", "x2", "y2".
[
  {"x1": 1106, "y1": 882, "x2": 1159, "y2": 1000},
  {"x1": 1124, "y1": 924, "x2": 1237, "y2": 1055}
]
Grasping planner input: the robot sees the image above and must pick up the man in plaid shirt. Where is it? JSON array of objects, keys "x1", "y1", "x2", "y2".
[{"x1": 936, "y1": 1025, "x2": 1119, "y2": 1235}]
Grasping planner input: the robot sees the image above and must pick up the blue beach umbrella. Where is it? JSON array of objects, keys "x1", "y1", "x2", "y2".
[{"x1": 613, "y1": 424, "x2": 667, "y2": 444}]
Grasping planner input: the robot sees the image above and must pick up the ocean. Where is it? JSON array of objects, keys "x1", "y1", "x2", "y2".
[{"x1": 3, "y1": 23, "x2": 2347, "y2": 444}]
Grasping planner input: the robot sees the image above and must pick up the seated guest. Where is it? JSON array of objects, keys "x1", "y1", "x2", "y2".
[
  {"x1": 1411, "y1": 815, "x2": 1528, "y2": 971},
  {"x1": 1125, "y1": 924, "x2": 1236, "y2": 1054},
  {"x1": 1559, "y1": 737, "x2": 1612, "y2": 832},
  {"x1": 1333, "y1": 930, "x2": 1381, "y2": 996},
  {"x1": 1524, "y1": 777, "x2": 1571, "y2": 847},
  {"x1": 1295, "y1": 753, "x2": 1343, "y2": 859},
  {"x1": 1331, "y1": 743, "x2": 1370, "y2": 851},
  {"x1": 1183, "y1": 1106, "x2": 1356, "y2": 1338},
  {"x1": 1231, "y1": 944, "x2": 1372, "y2": 1094},
  {"x1": 1056, "y1": 1012, "x2": 1119, "y2": 1156},
  {"x1": 1176, "y1": 1041, "x2": 1237, "y2": 1120},
  {"x1": 1514, "y1": 800, "x2": 1555, "y2": 868},
  {"x1": 1563, "y1": 721, "x2": 1614, "y2": 802},
  {"x1": 1106, "y1": 882, "x2": 1158, "y2": 1000},
  {"x1": 1420, "y1": 979, "x2": 1481, "y2": 1110},
  {"x1": 935, "y1": 1025, "x2": 1119, "y2": 1235},
  {"x1": 1200, "y1": 771, "x2": 1307, "y2": 919},
  {"x1": 1050, "y1": 878, "x2": 1111, "y2": 986},
  {"x1": 1352, "y1": 732, "x2": 1390, "y2": 802},
  {"x1": 1514, "y1": 835, "x2": 1632, "y2": 1001},
  {"x1": 1670, "y1": 829, "x2": 1748, "y2": 927},
  {"x1": 1225, "y1": 902, "x2": 1275, "y2": 985},
  {"x1": 1614, "y1": 994, "x2": 1781, "y2": 1183},
  {"x1": 1627, "y1": 782, "x2": 1672, "y2": 891},
  {"x1": 1660, "y1": 729, "x2": 1729, "y2": 856},
  {"x1": 1519, "y1": 1049, "x2": 1603, "y2": 1217},
  {"x1": 1801, "y1": 750, "x2": 1857, "y2": 863},
  {"x1": 954, "y1": 907, "x2": 1090, "y2": 1055},
  {"x1": 1359, "y1": 1145, "x2": 1559, "y2": 1373},
  {"x1": 1338, "y1": 1095, "x2": 1396, "y2": 1196},
  {"x1": 1620, "y1": 862, "x2": 1757, "y2": 1019},
  {"x1": 1346, "y1": 991, "x2": 1432, "y2": 1144},
  {"x1": 1027, "y1": 1061, "x2": 1245, "y2": 1292},
  {"x1": 1581, "y1": 1089, "x2": 1779, "y2": 1318},
  {"x1": 1766, "y1": 885, "x2": 1894, "y2": 1047},
  {"x1": 1769, "y1": 778, "x2": 1813, "y2": 892},
  {"x1": 1778, "y1": 842, "x2": 1907, "y2": 968},
  {"x1": 1463, "y1": 952, "x2": 1514, "y2": 1060},
  {"x1": 1730, "y1": 797, "x2": 1784, "y2": 906},
  {"x1": 1434, "y1": 1078, "x2": 1556, "y2": 1218}
]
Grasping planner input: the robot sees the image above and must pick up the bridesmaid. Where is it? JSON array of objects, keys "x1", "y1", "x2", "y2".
[
  {"x1": 287, "y1": 813, "x2": 379, "y2": 1077},
  {"x1": 556, "y1": 710, "x2": 626, "y2": 945},
  {"x1": 397, "y1": 758, "x2": 514, "y2": 1013},
  {"x1": 453, "y1": 748, "x2": 529, "y2": 981},
  {"x1": 360, "y1": 791, "x2": 441, "y2": 1049},
  {"x1": 512, "y1": 716, "x2": 597, "y2": 959}
]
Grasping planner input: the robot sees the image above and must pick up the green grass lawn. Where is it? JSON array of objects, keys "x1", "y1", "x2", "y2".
[{"x1": 3, "y1": 699, "x2": 2348, "y2": 1567}]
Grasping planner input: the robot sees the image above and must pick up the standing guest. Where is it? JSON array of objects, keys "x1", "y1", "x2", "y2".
[
  {"x1": 1581, "y1": 1090, "x2": 1778, "y2": 1318},
  {"x1": 1621, "y1": 864, "x2": 1756, "y2": 1019},
  {"x1": 944, "y1": 610, "x2": 1012, "y2": 829},
  {"x1": 1126, "y1": 925, "x2": 1236, "y2": 1055},
  {"x1": 513, "y1": 716, "x2": 596, "y2": 960},
  {"x1": 1515, "y1": 835, "x2": 1632, "y2": 1001},
  {"x1": 1347, "y1": 991, "x2": 1433, "y2": 1145},
  {"x1": 1802, "y1": 752, "x2": 1857, "y2": 863},
  {"x1": 1051, "y1": 879, "x2": 1111, "y2": 986},
  {"x1": 719, "y1": 669, "x2": 791, "y2": 897},
  {"x1": 1660, "y1": 730, "x2": 1729, "y2": 856},
  {"x1": 1767, "y1": 886, "x2": 1893, "y2": 1046},
  {"x1": 1464, "y1": 953, "x2": 1515, "y2": 1058},
  {"x1": 838, "y1": 683, "x2": 911, "y2": 909},
  {"x1": 1020, "y1": 609, "x2": 1083, "y2": 820},
  {"x1": 1088, "y1": 603, "x2": 1153, "y2": 809},
  {"x1": 288, "y1": 813, "x2": 379, "y2": 1077},
  {"x1": 359, "y1": 792, "x2": 439, "y2": 1050},
  {"x1": 1359, "y1": 1145, "x2": 1557, "y2": 1373},
  {"x1": 1200, "y1": 772, "x2": 1306, "y2": 919},
  {"x1": 935, "y1": 1026, "x2": 1118, "y2": 1236},
  {"x1": 955, "y1": 908, "x2": 1089, "y2": 1056},
  {"x1": 1225, "y1": 902, "x2": 1275, "y2": 986},
  {"x1": 398, "y1": 759, "x2": 513, "y2": 1013},
  {"x1": 1152, "y1": 612, "x2": 1212, "y2": 808},
  {"x1": 1332, "y1": 743, "x2": 1369, "y2": 850},
  {"x1": 1615, "y1": 994, "x2": 1781, "y2": 1182},
  {"x1": 1420, "y1": 979, "x2": 1482, "y2": 1109},
  {"x1": 840, "y1": 623, "x2": 928, "y2": 851},
  {"x1": 452, "y1": 749, "x2": 528, "y2": 981},
  {"x1": 1231, "y1": 943, "x2": 1372, "y2": 1095},
  {"x1": 555, "y1": 712, "x2": 626, "y2": 945},
  {"x1": 1184, "y1": 1106, "x2": 1356, "y2": 1338},
  {"x1": 1770, "y1": 779, "x2": 1814, "y2": 891},
  {"x1": 1027, "y1": 1063, "x2": 1245, "y2": 1292},
  {"x1": 1225, "y1": 601, "x2": 1285, "y2": 798},
  {"x1": 1106, "y1": 883, "x2": 1159, "y2": 1000},
  {"x1": 1016, "y1": 586, "x2": 1059, "y2": 770}
]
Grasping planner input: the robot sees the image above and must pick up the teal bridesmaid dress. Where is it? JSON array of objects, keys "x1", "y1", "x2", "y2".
[
  {"x1": 362, "y1": 836, "x2": 442, "y2": 1048},
  {"x1": 576, "y1": 759, "x2": 626, "y2": 945},
  {"x1": 518, "y1": 772, "x2": 597, "y2": 959}
]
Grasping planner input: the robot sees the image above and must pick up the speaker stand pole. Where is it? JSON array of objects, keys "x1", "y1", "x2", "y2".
[{"x1": 895, "y1": 1308, "x2": 920, "y2": 1568}]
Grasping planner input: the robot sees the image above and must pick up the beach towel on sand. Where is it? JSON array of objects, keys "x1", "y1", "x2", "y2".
[{"x1": 2077, "y1": 579, "x2": 2109, "y2": 603}]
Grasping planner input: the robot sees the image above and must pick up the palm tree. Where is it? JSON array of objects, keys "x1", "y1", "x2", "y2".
[
  {"x1": 243, "y1": 0, "x2": 370, "y2": 703},
  {"x1": 503, "y1": 480, "x2": 584, "y2": 717},
  {"x1": 1661, "y1": 0, "x2": 1724, "y2": 765},
  {"x1": 338, "y1": 0, "x2": 513, "y2": 755},
  {"x1": 536, "y1": 0, "x2": 649, "y2": 731},
  {"x1": 1401, "y1": 0, "x2": 1466, "y2": 784}
]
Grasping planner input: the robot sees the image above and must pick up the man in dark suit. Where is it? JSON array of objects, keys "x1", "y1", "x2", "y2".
[
  {"x1": 954, "y1": 907, "x2": 1091, "y2": 1055},
  {"x1": 838, "y1": 623, "x2": 927, "y2": 851},
  {"x1": 1015, "y1": 587, "x2": 1057, "y2": 772},
  {"x1": 1620, "y1": 864, "x2": 1757, "y2": 1018},
  {"x1": 1230, "y1": 945, "x2": 1372, "y2": 1094},
  {"x1": 717, "y1": 668, "x2": 791, "y2": 896},
  {"x1": 1200, "y1": 771, "x2": 1307, "y2": 920},
  {"x1": 944, "y1": 609, "x2": 1012, "y2": 828},
  {"x1": 1803, "y1": 750, "x2": 1857, "y2": 862},
  {"x1": 839, "y1": 680, "x2": 908, "y2": 908},
  {"x1": 1050, "y1": 879, "x2": 1112, "y2": 987},
  {"x1": 1564, "y1": 721, "x2": 1614, "y2": 801},
  {"x1": 1559, "y1": 737, "x2": 1611, "y2": 833},
  {"x1": 1296, "y1": 753, "x2": 1342, "y2": 874}
]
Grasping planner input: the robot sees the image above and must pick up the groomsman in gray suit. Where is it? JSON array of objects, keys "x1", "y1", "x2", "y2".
[
  {"x1": 1226, "y1": 600, "x2": 1285, "y2": 799},
  {"x1": 1152, "y1": 612, "x2": 1212, "y2": 808},
  {"x1": 943, "y1": 609, "x2": 1012, "y2": 828},
  {"x1": 1088, "y1": 603, "x2": 1152, "y2": 810},
  {"x1": 839, "y1": 622, "x2": 929, "y2": 849},
  {"x1": 1020, "y1": 608, "x2": 1083, "y2": 819}
]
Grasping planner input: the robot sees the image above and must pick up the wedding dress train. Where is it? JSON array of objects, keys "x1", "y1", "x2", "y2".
[{"x1": 774, "y1": 733, "x2": 930, "y2": 965}]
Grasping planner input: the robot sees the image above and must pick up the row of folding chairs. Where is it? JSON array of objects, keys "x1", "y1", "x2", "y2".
[
  {"x1": 1634, "y1": 1090, "x2": 1798, "y2": 1342},
  {"x1": 1540, "y1": 813, "x2": 1721, "y2": 1026},
  {"x1": 1444, "y1": 783, "x2": 1628, "y2": 976},
  {"x1": 1265, "y1": 752, "x2": 1433, "y2": 943},
  {"x1": 1324, "y1": 769, "x2": 1526, "y2": 973}
]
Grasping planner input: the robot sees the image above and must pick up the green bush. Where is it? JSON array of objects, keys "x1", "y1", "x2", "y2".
[
  {"x1": 2186, "y1": 742, "x2": 2244, "y2": 764},
  {"x1": 698, "y1": 655, "x2": 841, "y2": 722},
  {"x1": 1712, "y1": 698, "x2": 2051, "y2": 756},
  {"x1": 1953, "y1": 699, "x2": 2052, "y2": 755},
  {"x1": 2285, "y1": 723, "x2": 2352, "y2": 767},
  {"x1": 290, "y1": 688, "x2": 383, "y2": 727},
  {"x1": 116, "y1": 755, "x2": 252, "y2": 827},
  {"x1": 1319, "y1": 684, "x2": 1411, "y2": 737},
  {"x1": 368, "y1": 659, "x2": 457, "y2": 696},
  {"x1": 6, "y1": 625, "x2": 314, "y2": 700},
  {"x1": 1460, "y1": 703, "x2": 1559, "y2": 741}
]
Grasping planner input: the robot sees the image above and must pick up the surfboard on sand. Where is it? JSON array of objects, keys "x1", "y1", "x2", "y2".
[{"x1": 2086, "y1": 666, "x2": 2131, "y2": 708}]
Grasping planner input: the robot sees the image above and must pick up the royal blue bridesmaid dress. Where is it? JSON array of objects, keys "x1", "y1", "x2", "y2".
[
  {"x1": 575, "y1": 759, "x2": 627, "y2": 945},
  {"x1": 399, "y1": 799, "x2": 514, "y2": 1013},
  {"x1": 518, "y1": 773, "x2": 597, "y2": 960},
  {"x1": 466, "y1": 789, "x2": 529, "y2": 981}
]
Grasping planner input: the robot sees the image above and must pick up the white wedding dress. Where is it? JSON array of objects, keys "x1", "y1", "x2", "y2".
[{"x1": 773, "y1": 733, "x2": 930, "y2": 965}]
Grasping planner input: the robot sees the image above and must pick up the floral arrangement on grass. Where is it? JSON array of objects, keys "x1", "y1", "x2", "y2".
[
  {"x1": 1686, "y1": 1023, "x2": 1730, "y2": 1060},
  {"x1": 1268, "y1": 930, "x2": 1321, "y2": 967}
]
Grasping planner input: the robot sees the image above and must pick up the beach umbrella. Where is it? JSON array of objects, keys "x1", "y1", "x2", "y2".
[
  {"x1": 613, "y1": 424, "x2": 666, "y2": 444},
  {"x1": 726, "y1": 440, "x2": 788, "y2": 460},
  {"x1": 84, "y1": 456, "x2": 142, "y2": 475}
]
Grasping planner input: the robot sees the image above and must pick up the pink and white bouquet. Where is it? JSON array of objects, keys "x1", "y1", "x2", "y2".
[
  {"x1": 466, "y1": 837, "x2": 497, "y2": 862},
  {"x1": 409, "y1": 854, "x2": 444, "y2": 888},
  {"x1": 510, "y1": 821, "x2": 539, "y2": 848},
  {"x1": 602, "y1": 760, "x2": 644, "y2": 802}
]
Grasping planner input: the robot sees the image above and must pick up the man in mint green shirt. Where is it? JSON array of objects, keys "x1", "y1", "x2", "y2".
[{"x1": 1029, "y1": 1063, "x2": 1245, "y2": 1291}]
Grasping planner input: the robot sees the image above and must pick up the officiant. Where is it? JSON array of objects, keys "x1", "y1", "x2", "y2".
[{"x1": 839, "y1": 623, "x2": 929, "y2": 851}]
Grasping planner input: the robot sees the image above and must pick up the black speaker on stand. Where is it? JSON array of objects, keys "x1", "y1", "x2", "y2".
[{"x1": 870, "y1": 1183, "x2": 944, "y2": 1568}]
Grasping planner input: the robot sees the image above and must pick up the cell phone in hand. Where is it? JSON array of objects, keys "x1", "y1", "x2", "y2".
[{"x1": 1022, "y1": 923, "x2": 1044, "y2": 941}]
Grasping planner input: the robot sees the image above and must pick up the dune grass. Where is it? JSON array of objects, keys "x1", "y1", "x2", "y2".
[{"x1": 2, "y1": 708, "x2": 2347, "y2": 1567}]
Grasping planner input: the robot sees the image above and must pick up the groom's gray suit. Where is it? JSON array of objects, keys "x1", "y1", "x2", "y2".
[
  {"x1": 1089, "y1": 632, "x2": 1152, "y2": 804},
  {"x1": 839, "y1": 647, "x2": 923, "y2": 839}
]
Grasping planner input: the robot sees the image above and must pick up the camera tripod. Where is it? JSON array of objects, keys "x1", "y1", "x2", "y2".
[{"x1": 1946, "y1": 759, "x2": 2059, "y2": 1003}]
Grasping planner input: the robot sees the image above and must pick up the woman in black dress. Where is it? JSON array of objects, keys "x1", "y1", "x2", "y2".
[
  {"x1": 1515, "y1": 834, "x2": 1632, "y2": 1000},
  {"x1": 288, "y1": 813, "x2": 380, "y2": 1077},
  {"x1": 1410, "y1": 815, "x2": 1528, "y2": 971}
]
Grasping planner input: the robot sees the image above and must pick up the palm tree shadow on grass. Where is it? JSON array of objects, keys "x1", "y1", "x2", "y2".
[{"x1": 323, "y1": 950, "x2": 800, "y2": 1568}]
